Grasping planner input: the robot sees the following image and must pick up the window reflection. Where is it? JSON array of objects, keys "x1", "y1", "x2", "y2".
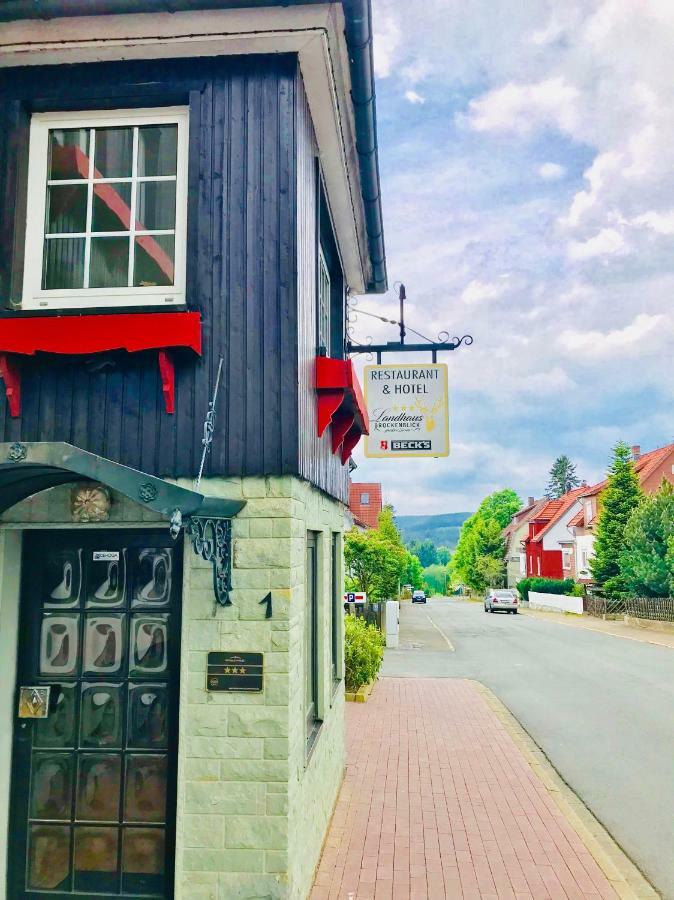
[
  {"x1": 122, "y1": 828, "x2": 165, "y2": 894},
  {"x1": 81, "y1": 683, "x2": 123, "y2": 748},
  {"x1": 34, "y1": 685, "x2": 76, "y2": 748},
  {"x1": 128, "y1": 684, "x2": 168, "y2": 749},
  {"x1": 74, "y1": 826, "x2": 119, "y2": 893},
  {"x1": 28, "y1": 825, "x2": 70, "y2": 890},
  {"x1": 130, "y1": 615, "x2": 168, "y2": 674},
  {"x1": 124, "y1": 755, "x2": 167, "y2": 823},
  {"x1": 133, "y1": 549, "x2": 172, "y2": 607},
  {"x1": 30, "y1": 753, "x2": 73, "y2": 820},
  {"x1": 40, "y1": 614, "x2": 79, "y2": 676},
  {"x1": 84, "y1": 615, "x2": 125, "y2": 675},
  {"x1": 76, "y1": 754, "x2": 122, "y2": 822},
  {"x1": 45, "y1": 549, "x2": 82, "y2": 608}
]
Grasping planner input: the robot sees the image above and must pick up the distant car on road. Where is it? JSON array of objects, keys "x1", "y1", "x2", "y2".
[
  {"x1": 485, "y1": 589, "x2": 519, "y2": 613},
  {"x1": 412, "y1": 589, "x2": 427, "y2": 604}
]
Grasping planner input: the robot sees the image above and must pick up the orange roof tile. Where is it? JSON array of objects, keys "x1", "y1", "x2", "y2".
[{"x1": 531, "y1": 487, "x2": 586, "y2": 544}]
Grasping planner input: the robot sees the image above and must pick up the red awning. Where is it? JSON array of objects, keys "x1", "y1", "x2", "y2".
[
  {"x1": 0, "y1": 311, "x2": 201, "y2": 416},
  {"x1": 315, "y1": 357, "x2": 369, "y2": 464}
]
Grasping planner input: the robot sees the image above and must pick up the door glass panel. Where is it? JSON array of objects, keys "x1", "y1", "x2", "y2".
[
  {"x1": 132, "y1": 548, "x2": 172, "y2": 607},
  {"x1": 16, "y1": 533, "x2": 179, "y2": 899},
  {"x1": 27, "y1": 824, "x2": 71, "y2": 890},
  {"x1": 84, "y1": 614, "x2": 125, "y2": 675},
  {"x1": 81, "y1": 683, "x2": 123, "y2": 748},
  {"x1": 40, "y1": 614, "x2": 79, "y2": 676},
  {"x1": 87, "y1": 550, "x2": 126, "y2": 607},
  {"x1": 76, "y1": 753, "x2": 122, "y2": 822},
  {"x1": 30, "y1": 753, "x2": 74, "y2": 820},
  {"x1": 128, "y1": 684, "x2": 168, "y2": 749},
  {"x1": 74, "y1": 826, "x2": 119, "y2": 893},
  {"x1": 124, "y1": 755, "x2": 167, "y2": 823},
  {"x1": 34, "y1": 684, "x2": 77, "y2": 748},
  {"x1": 130, "y1": 615, "x2": 168, "y2": 674},
  {"x1": 122, "y1": 828, "x2": 165, "y2": 895},
  {"x1": 44, "y1": 549, "x2": 83, "y2": 609}
]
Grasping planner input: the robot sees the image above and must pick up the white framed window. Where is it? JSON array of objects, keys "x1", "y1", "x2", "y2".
[
  {"x1": 318, "y1": 246, "x2": 331, "y2": 353},
  {"x1": 22, "y1": 107, "x2": 189, "y2": 311},
  {"x1": 360, "y1": 492, "x2": 370, "y2": 505},
  {"x1": 562, "y1": 548, "x2": 572, "y2": 570}
]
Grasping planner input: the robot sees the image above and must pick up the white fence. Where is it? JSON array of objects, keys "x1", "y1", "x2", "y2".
[{"x1": 529, "y1": 591, "x2": 583, "y2": 615}]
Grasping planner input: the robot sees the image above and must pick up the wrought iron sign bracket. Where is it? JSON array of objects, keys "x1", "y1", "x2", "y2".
[
  {"x1": 346, "y1": 282, "x2": 474, "y2": 363},
  {"x1": 184, "y1": 515, "x2": 234, "y2": 607}
]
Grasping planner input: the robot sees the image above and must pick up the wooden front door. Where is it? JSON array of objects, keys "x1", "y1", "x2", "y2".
[{"x1": 8, "y1": 530, "x2": 182, "y2": 899}]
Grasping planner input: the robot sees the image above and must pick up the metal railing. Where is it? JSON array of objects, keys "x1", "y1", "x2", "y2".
[{"x1": 584, "y1": 595, "x2": 674, "y2": 622}]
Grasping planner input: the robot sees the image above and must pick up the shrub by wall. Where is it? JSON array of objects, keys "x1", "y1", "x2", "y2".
[
  {"x1": 344, "y1": 615, "x2": 385, "y2": 692},
  {"x1": 516, "y1": 577, "x2": 577, "y2": 602}
]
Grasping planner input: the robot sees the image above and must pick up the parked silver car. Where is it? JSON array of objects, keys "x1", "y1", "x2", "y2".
[{"x1": 485, "y1": 589, "x2": 519, "y2": 613}]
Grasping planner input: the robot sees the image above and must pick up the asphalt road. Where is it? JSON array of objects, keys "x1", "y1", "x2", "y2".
[{"x1": 382, "y1": 599, "x2": 674, "y2": 898}]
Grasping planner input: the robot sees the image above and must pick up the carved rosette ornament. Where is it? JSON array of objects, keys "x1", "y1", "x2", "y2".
[
  {"x1": 71, "y1": 485, "x2": 111, "y2": 522},
  {"x1": 7, "y1": 442, "x2": 27, "y2": 461}
]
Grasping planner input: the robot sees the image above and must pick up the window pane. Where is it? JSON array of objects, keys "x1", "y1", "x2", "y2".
[
  {"x1": 74, "y1": 826, "x2": 119, "y2": 893},
  {"x1": 80, "y1": 683, "x2": 123, "y2": 748},
  {"x1": 122, "y1": 828, "x2": 165, "y2": 895},
  {"x1": 30, "y1": 753, "x2": 74, "y2": 820},
  {"x1": 76, "y1": 753, "x2": 122, "y2": 821},
  {"x1": 136, "y1": 181, "x2": 176, "y2": 231},
  {"x1": 89, "y1": 237, "x2": 129, "y2": 288},
  {"x1": 124, "y1": 755, "x2": 167, "y2": 823},
  {"x1": 94, "y1": 127, "x2": 133, "y2": 178},
  {"x1": 46, "y1": 184, "x2": 88, "y2": 234},
  {"x1": 138, "y1": 125, "x2": 177, "y2": 176},
  {"x1": 49, "y1": 128, "x2": 90, "y2": 180},
  {"x1": 28, "y1": 825, "x2": 71, "y2": 890},
  {"x1": 43, "y1": 238, "x2": 86, "y2": 290},
  {"x1": 92, "y1": 183, "x2": 132, "y2": 233},
  {"x1": 133, "y1": 235, "x2": 174, "y2": 287}
]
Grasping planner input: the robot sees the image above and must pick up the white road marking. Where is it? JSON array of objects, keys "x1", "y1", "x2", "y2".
[{"x1": 425, "y1": 612, "x2": 455, "y2": 651}]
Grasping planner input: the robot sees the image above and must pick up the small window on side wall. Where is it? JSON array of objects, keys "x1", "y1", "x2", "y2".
[
  {"x1": 317, "y1": 246, "x2": 331, "y2": 355},
  {"x1": 22, "y1": 107, "x2": 189, "y2": 311},
  {"x1": 360, "y1": 492, "x2": 370, "y2": 505}
]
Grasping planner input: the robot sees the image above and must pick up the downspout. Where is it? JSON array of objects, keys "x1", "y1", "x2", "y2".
[{"x1": 342, "y1": 0, "x2": 387, "y2": 293}]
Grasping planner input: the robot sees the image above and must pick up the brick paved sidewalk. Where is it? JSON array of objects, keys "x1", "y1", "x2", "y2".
[{"x1": 311, "y1": 678, "x2": 617, "y2": 900}]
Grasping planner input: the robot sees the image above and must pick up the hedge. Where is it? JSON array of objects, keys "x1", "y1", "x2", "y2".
[
  {"x1": 516, "y1": 577, "x2": 580, "y2": 602},
  {"x1": 344, "y1": 614, "x2": 385, "y2": 692}
]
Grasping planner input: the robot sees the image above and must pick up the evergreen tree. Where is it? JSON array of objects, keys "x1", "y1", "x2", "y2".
[
  {"x1": 545, "y1": 455, "x2": 581, "y2": 499},
  {"x1": 619, "y1": 481, "x2": 674, "y2": 597},
  {"x1": 590, "y1": 442, "x2": 643, "y2": 591},
  {"x1": 377, "y1": 505, "x2": 404, "y2": 547},
  {"x1": 436, "y1": 546, "x2": 451, "y2": 566}
]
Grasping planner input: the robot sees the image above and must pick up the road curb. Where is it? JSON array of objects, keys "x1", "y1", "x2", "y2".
[{"x1": 471, "y1": 681, "x2": 660, "y2": 899}]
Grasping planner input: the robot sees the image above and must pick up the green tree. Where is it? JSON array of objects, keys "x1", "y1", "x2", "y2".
[
  {"x1": 378, "y1": 505, "x2": 404, "y2": 547},
  {"x1": 409, "y1": 539, "x2": 437, "y2": 567},
  {"x1": 451, "y1": 489, "x2": 519, "y2": 590},
  {"x1": 590, "y1": 442, "x2": 644, "y2": 591},
  {"x1": 436, "y1": 546, "x2": 451, "y2": 566},
  {"x1": 423, "y1": 564, "x2": 449, "y2": 595},
  {"x1": 619, "y1": 481, "x2": 674, "y2": 597},
  {"x1": 344, "y1": 529, "x2": 408, "y2": 600},
  {"x1": 404, "y1": 552, "x2": 424, "y2": 590},
  {"x1": 545, "y1": 455, "x2": 581, "y2": 499}
]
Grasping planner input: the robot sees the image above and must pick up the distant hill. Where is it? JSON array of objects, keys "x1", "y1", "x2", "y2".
[{"x1": 396, "y1": 512, "x2": 472, "y2": 550}]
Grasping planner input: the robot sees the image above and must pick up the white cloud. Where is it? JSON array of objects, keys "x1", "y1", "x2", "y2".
[
  {"x1": 404, "y1": 90, "x2": 426, "y2": 105},
  {"x1": 567, "y1": 227, "x2": 627, "y2": 260},
  {"x1": 465, "y1": 77, "x2": 580, "y2": 136},
  {"x1": 631, "y1": 209, "x2": 674, "y2": 235},
  {"x1": 372, "y1": 12, "x2": 401, "y2": 78},
  {"x1": 460, "y1": 279, "x2": 508, "y2": 305},
  {"x1": 538, "y1": 162, "x2": 566, "y2": 181},
  {"x1": 559, "y1": 313, "x2": 668, "y2": 354}
]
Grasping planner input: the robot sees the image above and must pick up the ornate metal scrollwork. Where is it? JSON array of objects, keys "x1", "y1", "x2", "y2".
[{"x1": 186, "y1": 516, "x2": 233, "y2": 607}]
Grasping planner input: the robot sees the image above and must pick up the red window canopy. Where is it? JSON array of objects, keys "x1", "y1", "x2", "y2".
[
  {"x1": 315, "y1": 357, "x2": 369, "y2": 464},
  {"x1": 0, "y1": 311, "x2": 202, "y2": 416}
]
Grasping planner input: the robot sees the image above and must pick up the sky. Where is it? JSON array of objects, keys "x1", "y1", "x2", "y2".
[{"x1": 350, "y1": 0, "x2": 674, "y2": 515}]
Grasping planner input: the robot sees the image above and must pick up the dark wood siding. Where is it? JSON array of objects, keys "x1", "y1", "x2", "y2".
[
  {"x1": 296, "y1": 73, "x2": 349, "y2": 504},
  {"x1": 0, "y1": 55, "x2": 300, "y2": 482}
]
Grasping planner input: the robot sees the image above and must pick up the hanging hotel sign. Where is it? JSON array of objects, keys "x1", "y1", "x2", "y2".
[
  {"x1": 206, "y1": 652, "x2": 263, "y2": 692},
  {"x1": 364, "y1": 363, "x2": 449, "y2": 458}
]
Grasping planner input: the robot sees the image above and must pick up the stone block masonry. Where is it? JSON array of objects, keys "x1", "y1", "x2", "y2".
[{"x1": 175, "y1": 475, "x2": 347, "y2": 900}]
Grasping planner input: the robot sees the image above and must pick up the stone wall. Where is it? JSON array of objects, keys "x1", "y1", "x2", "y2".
[{"x1": 176, "y1": 474, "x2": 346, "y2": 900}]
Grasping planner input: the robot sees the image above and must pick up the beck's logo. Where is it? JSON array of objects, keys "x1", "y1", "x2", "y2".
[{"x1": 380, "y1": 440, "x2": 388, "y2": 450}]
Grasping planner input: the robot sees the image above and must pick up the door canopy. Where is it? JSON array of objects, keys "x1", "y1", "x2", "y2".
[{"x1": 0, "y1": 441, "x2": 244, "y2": 605}]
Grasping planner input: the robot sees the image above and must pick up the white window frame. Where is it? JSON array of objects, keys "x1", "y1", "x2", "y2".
[
  {"x1": 22, "y1": 106, "x2": 189, "y2": 311},
  {"x1": 317, "y1": 246, "x2": 331, "y2": 353}
]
